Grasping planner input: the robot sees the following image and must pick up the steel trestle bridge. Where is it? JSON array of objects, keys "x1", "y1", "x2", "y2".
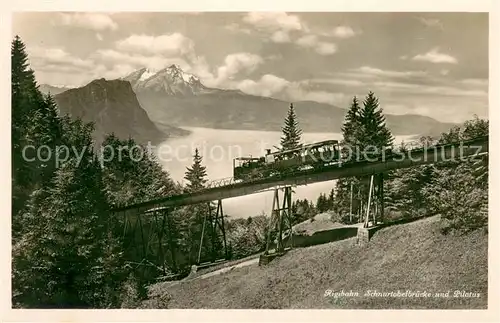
[{"x1": 111, "y1": 136, "x2": 488, "y2": 274}]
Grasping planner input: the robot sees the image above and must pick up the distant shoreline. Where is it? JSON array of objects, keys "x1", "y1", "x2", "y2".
[{"x1": 152, "y1": 120, "x2": 456, "y2": 139}]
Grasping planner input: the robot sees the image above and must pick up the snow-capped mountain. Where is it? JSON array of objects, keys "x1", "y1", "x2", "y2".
[{"x1": 122, "y1": 64, "x2": 208, "y2": 96}]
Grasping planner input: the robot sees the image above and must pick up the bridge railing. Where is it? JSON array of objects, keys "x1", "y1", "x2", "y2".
[
  {"x1": 205, "y1": 176, "x2": 238, "y2": 189},
  {"x1": 393, "y1": 139, "x2": 441, "y2": 152}
]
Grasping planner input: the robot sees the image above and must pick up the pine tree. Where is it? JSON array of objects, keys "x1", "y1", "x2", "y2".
[
  {"x1": 26, "y1": 93, "x2": 63, "y2": 185},
  {"x1": 13, "y1": 119, "x2": 126, "y2": 308},
  {"x1": 182, "y1": 149, "x2": 224, "y2": 263},
  {"x1": 101, "y1": 134, "x2": 179, "y2": 207},
  {"x1": 316, "y1": 193, "x2": 330, "y2": 213},
  {"x1": 335, "y1": 97, "x2": 363, "y2": 217},
  {"x1": 359, "y1": 91, "x2": 393, "y2": 149},
  {"x1": 341, "y1": 96, "x2": 362, "y2": 153},
  {"x1": 11, "y1": 36, "x2": 40, "y2": 115},
  {"x1": 184, "y1": 148, "x2": 208, "y2": 192},
  {"x1": 12, "y1": 36, "x2": 36, "y2": 221},
  {"x1": 335, "y1": 92, "x2": 394, "y2": 220},
  {"x1": 12, "y1": 36, "x2": 65, "y2": 233},
  {"x1": 334, "y1": 178, "x2": 353, "y2": 217},
  {"x1": 327, "y1": 188, "x2": 335, "y2": 210},
  {"x1": 280, "y1": 103, "x2": 303, "y2": 151},
  {"x1": 11, "y1": 36, "x2": 28, "y2": 91},
  {"x1": 308, "y1": 200, "x2": 316, "y2": 219},
  {"x1": 357, "y1": 92, "x2": 393, "y2": 214},
  {"x1": 42, "y1": 94, "x2": 62, "y2": 145}
]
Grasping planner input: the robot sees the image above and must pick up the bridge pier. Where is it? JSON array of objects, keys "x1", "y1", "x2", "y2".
[
  {"x1": 121, "y1": 206, "x2": 178, "y2": 277},
  {"x1": 264, "y1": 186, "x2": 294, "y2": 257},
  {"x1": 363, "y1": 173, "x2": 385, "y2": 228},
  {"x1": 197, "y1": 199, "x2": 228, "y2": 264}
]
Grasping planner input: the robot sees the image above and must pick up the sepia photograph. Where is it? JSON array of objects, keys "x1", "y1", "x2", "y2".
[{"x1": 5, "y1": 5, "x2": 496, "y2": 317}]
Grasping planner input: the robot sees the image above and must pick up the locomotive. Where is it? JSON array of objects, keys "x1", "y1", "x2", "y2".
[{"x1": 233, "y1": 139, "x2": 341, "y2": 181}]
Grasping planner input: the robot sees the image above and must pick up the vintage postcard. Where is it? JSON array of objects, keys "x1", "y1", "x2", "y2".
[{"x1": 2, "y1": 0, "x2": 499, "y2": 322}]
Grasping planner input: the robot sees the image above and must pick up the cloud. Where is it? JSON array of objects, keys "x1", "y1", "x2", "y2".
[
  {"x1": 26, "y1": 46, "x2": 142, "y2": 87},
  {"x1": 412, "y1": 48, "x2": 458, "y2": 64},
  {"x1": 243, "y1": 12, "x2": 305, "y2": 32},
  {"x1": 96, "y1": 33, "x2": 103, "y2": 41},
  {"x1": 286, "y1": 87, "x2": 345, "y2": 105},
  {"x1": 236, "y1": 74, "x2": 290, "y2": 97},
  {"x1": 418, "y1": 17, "x2": 444, "y2": 30},
  {"x1": 315, "y1": 42, "x2": 337, "y2": 55},
  {"x1": 93, "y1": 63, "x2": 137, "y2": 80},
  {"x1": 225, "y1": 23, "x2": 252, "y2": 35},
  {"x1": 115, "y1": 33, "x2": 195, "y2": 57},
  {"x1": 232, "y1": 74, "x2": 344, "y2": 106},
  {"x1": 36, "y1": 63, "x2": 136, "y2": 87},
  {"x1": 333, "y1": 26, "x2": 357, "y2": 38},
  {"x1": 460, "y1": 78, "x2": 488, "y2": 87},
  {"x1": 28, "y1": 46, "x2": 95, "y2": 71},
  {"x1": 185, "y1": 56, "x2": 215, "y2": 83},
  {"x1": 215, "y1": 53, "x2": 264, "y2": 83},
  {"x1": 296, "y1": 35, "x2": 337, "y2": 55},
  {"x1": 440, "y1": 69, "x2": 449, "y2": 76},
  {"x1": 304, "y1": 78, "x2": 364, "y2": 87},
  {"x1": 296, "y1": 35, "x2": 317, "y2": 47},
  {"x1": 242, "y1": 13, "x2": 339, "y2": 54},
  {"x1": 322, "y1": 26, "x2": 359, "y2": 38},
  {"x1": 271, "y1": 30, "x2": 291, "y2": 43},
  {"x1": 352, "y1": 66, "x2": 427, "y2": 78},
  {"x1": 56, "y1": 13, "x2": 118, "y2": 31},
  {"x1": 373, "y1": 81, "x2": 487, "y2": 97},
  {"x1": 94, "y1": 49, "x2": 191, "y2": 71}
]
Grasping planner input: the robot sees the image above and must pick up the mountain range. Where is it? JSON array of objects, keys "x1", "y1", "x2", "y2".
[
  {"x1": 41, "y1": 64, "x2": 457, "y2": 145},
  {"x1": 121, "y1": 64, "x2": 456, "y2": 136}
]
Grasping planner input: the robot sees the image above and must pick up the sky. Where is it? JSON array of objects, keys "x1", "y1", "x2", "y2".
[{"x1": 12, "y1": 12, "x2": 488, "y2": 123}]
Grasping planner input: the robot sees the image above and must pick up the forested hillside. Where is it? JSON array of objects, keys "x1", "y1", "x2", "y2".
[{"x1": 11, "y1": 36, "x2": 227, "y2": 308}]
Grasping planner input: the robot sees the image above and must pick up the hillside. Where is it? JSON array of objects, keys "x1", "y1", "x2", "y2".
[
  {"x1": 143, "y1": 215, "x2": 487, "y2": 309},
  {"x1": 53, "y1": 78, "x2": 188, "y2": 145},
  {"x1": 119, "y1": 65, "x2": 456, "y2": 136}
]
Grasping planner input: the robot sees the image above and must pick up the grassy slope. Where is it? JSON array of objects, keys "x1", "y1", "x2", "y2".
[{"x1": 143, "y1": 216, "x2": 487, "y2": 309}]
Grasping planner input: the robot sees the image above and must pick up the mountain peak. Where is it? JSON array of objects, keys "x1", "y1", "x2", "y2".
[
  {"x1": 139, "y1": 68, "x2": 157, "y2": 82},
  {"x1": 122, "y1": 64, "x2": 206, "y2": 96},
  {"x1": 168, "y1": 63, "x2": 182, "y2": 70},
  {"x1": 159, "y1": 64, "x2": 200, "y2": 84}
]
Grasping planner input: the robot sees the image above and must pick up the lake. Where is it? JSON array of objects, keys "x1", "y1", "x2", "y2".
[{"x1": 156, "y1": 127, "x2": 415, "y2": 219}]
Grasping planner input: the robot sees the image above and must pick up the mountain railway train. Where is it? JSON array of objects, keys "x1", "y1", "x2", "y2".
[
  {"x1": 233, "y1": 139, "x2": 341, "y2": 181},
  {"x1": 232, "y1": 135, "x2": 490, "y2": 182}
]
